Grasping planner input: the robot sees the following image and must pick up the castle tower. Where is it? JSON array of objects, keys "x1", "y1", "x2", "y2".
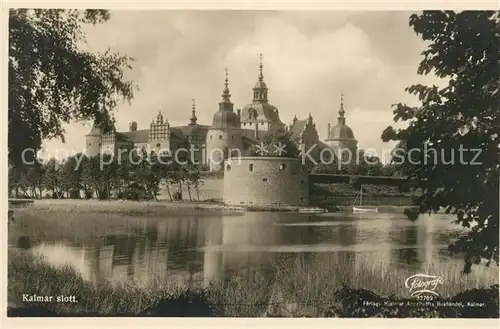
[
  {"x1": 206, "y1": 67, "x2": 243, "y2": 171},
  {"x1": 253, "y1": 53, "x2": 268, "y2": 103},
  {"x1": 325, "y1": 94, "x2": 358, "y2": 165},
  {"x1": 187, "y1": 99, "x2": 205, "y2": 166},
  {"x1": 240, "y1": 54, "x2": 285, "y2": 138},
  {"x1": 85, "y1": 124, "x2": 103, "y2": 157},
  {"x1": 148, "y1": 110, "x2": 171, "y2": 153}
]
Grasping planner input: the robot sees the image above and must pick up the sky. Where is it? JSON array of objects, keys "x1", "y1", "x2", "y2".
[{"x1": 39, "y1": 10, "x2": 443, "y2": 163}]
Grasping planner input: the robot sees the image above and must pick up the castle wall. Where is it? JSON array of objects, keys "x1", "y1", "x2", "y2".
[
  {"x1": 85, "y1": 134, "x2": 102, "y2": 157},
  {"x1": 223, "y1": 157, "x2": 310, "y2": 206},
  {"x1": 240, "y1": 121, "x2": 270, "y2": 139},
  {"x1": 187, "y1": 134, "x2": 206, "y2": 166},
  {"x1": 298, "y1": 123, "x2": 320, "y2": 168},
  {"x1": 205, "y1": 128, "x2": 243, "y2": 171},
  {"x1": 147, "y1": 122, "x2": 171, "y2": 153}
]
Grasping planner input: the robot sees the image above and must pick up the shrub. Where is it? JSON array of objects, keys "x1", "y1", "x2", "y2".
[
  {"x1": 172, "y1": 192, "x2": 182, "y2": 201},
  {"x1": 404, "y1": 206, "x2": 420, "y2": 222}
]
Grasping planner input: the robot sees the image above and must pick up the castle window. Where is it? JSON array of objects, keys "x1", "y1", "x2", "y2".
[
  {"x1": 262, "y1": 178, "x2": 268, "y2": 182},
  {"x1": 226, "y1": 164, "x2": 231, "y2": 171},
  {"x1": 249, "y1": 163, "x2": 254, "y2": 171},
  {"x1": 219, "y1": 135, "x2": 223, "y2": 140},
  {"x1": 88, "y1": 143, "x2": 91, "y2": 146},
  {"x1": 156, "y1": 143, "x2": 161, "y2": 148},
  {"x1": 210, "y1": 135, "x2": 212, "y2": 140},
  {"x1": 232, "y1": 136, "x2": 234, "y2": 140},
  {"x1": 279, "y1": 164, "x2": 286, "y2": 172},
  {"x1": 98, "y1": 143, "x2": 102, "y2": 147}
]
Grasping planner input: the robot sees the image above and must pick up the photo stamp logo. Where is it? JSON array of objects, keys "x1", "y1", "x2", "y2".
[{"x1": 405, "y1": 274, "x2": 444, "y2": 297}]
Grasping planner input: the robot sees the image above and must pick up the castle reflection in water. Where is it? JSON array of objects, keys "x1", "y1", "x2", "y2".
[{"x1": 21, "y1": 212, "x2": 491, "y2": 287}]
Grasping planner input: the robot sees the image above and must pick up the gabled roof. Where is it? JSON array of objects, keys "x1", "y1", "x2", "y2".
[
  {"x1": 120, "y1": 129, "x2": 150, "y2": 144},
  {"x1": 174, "y1": 125, "x2": 210, "y2": 137},
  {"x1": 113, "y1": 124, "x2": 211, "y2": 144},
  {"x1": 289, "y1": 119, "x2": 307, "y2": 141}
]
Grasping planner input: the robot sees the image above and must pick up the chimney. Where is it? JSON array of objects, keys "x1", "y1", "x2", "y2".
[{"x1": 327, "y1": 123, "x2": 331, "y2": 134}]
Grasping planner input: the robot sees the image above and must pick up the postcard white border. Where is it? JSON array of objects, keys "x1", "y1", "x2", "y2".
[{"x1": 1, "y1": 1, "x2": 499, "y2": 328}]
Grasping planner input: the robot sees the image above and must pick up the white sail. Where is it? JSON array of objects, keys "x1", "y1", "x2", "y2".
[{"x1": 352, "y1": 185, "x2": 379, "y2": 213}]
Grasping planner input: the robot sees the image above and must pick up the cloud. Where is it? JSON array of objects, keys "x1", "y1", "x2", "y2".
[{"x1": 40, "y1": 10, "x2": 441, "y2": 161}]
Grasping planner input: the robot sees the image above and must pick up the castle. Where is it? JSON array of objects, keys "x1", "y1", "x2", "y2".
[{"x1": 85, "y1": 55, "x2": 358, "y2": 171}]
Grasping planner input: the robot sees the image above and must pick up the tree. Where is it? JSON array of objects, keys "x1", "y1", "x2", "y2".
[
  {"x1": 42, "y1": 158, "x2": 65, "y2": 198},
  {"x1": 380, "y1": 163, "x2": 400, "y2": 177},
  {"x1": 81, "y1": 154, "x2": 108, "y2": 199},
  {"x1": 355, "y1": 150, "x2": 383, "y2": 176},
  {"x1": 8, "y1": 9, "x2": 136, "y2": 168},
  {"x1": 60, "y1": 154, "x2": 87, "y2": 198},
  {"x1": 382, "y1": 11, "x2": 499, "y2": 272}
]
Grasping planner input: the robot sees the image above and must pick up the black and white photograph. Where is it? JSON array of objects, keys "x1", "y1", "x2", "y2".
[{"x1": 5, "y1": 2, "x2": 500, "y2": 322}]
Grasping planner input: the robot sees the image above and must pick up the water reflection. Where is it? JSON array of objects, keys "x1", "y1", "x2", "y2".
[
  {"x1": 16, "y1": 236, "x2": 32, "y2": 249},
  {"x1": 11, "y1": 212, "x2": 496, "y2": 287}
]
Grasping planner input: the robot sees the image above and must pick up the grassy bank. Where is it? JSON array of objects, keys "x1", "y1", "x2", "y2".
[
  {"x1": 311, "y1": 183, "x2": 417, "y2": 207},
  {"x1": 8, "y1": 249, "x2": 498, "y2": 317},
  {"x1": 12, "y1": 198, "x2": 242, "y2": 216}
]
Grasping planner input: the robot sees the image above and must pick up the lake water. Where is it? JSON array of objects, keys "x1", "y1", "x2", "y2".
[{"x1": 9, "y1": 211, "x2": 499, "y2": 293}]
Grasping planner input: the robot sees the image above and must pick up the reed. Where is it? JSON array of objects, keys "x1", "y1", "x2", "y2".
[{"x1": 8, "y1": 249, "x2": 498, "y2": 317}]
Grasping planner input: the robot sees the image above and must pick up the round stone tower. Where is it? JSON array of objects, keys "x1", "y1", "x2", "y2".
[
  {"x1": 325, "y1": 94, "x2": 358, "y2": 165},
  {"x1": 206, "y1": 68, "x2": 243, "y2": 171},
  {"x1": 223, "y1": 156, "x2": 310, "y2": 206},
  {"x1": 85, "y1": 124, "x2": 103, "y2": 157}
]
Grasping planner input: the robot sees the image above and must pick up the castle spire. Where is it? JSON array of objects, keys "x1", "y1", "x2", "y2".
[
  {"x1": 253, "y1": 53, "x2": 268, "y2": 103},
  {"x1": 157, "y1": 110, "x2": 164, "y2": 124},
  {"x1": 221, "y1": 66, "x2": 231, "y2": 103},
  {"x1": 258, "y1": 53, "x2": 264, "y2": 82},
  {"x1": 189, "y1": 98, "x2": 198, "y2": 125},
  {"x1": 338, "y1": 93, "x2": 346, "y2": 125}
]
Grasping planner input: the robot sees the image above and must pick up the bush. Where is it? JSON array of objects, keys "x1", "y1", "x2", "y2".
[
  {"x1": 122, "y1": 182, "x2": 147, "y2": 201},
  {"x1": 97, "y1": 190, "x2": 109, "y2": 200},
  {"x1": 349, "y1": 176, "x2": 361, "y2": 190},
  {"x1": 139, "y1": 290, "x2": 219, "y2": 317},
  {"x1": 404, "y1": 206, "x2": 420, "y2": 221},
  {"x1": 173, "y1": 192, "x2": 182, "y2": 201},
  {"x1": 69, "y1": 189, "x2": 80, "y2": 199}
]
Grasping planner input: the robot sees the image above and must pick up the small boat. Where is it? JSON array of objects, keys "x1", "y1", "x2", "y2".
[
  {"x1": 353, "y1": 206, "x2": 379, "y2": 213},
  {"x1": 352, "y1": 186, "x2": 378, "y2": 213}
]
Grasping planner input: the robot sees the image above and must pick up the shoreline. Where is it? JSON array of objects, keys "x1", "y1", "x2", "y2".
[
  {"x1": 9, "y1": 198, "x2": 420, "y2": 215},
  {"x1": 11, "y1": 198, "x2": 245, "y2": 217},
  {"x1": 9, "y1": 198, "x2": 424, "y2": 215}
]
